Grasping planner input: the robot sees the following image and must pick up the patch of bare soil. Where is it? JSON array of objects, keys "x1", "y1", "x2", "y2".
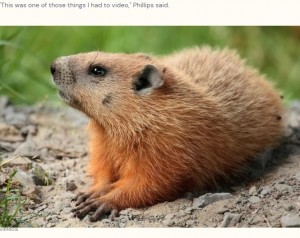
[{"x1": 0, "y1": 96, "x2": 299, "y2": 227}]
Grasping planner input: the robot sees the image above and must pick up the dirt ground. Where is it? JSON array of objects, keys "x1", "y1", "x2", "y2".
[{"x1": 0, "y1": 96, "x2": 300, "y2": 228}]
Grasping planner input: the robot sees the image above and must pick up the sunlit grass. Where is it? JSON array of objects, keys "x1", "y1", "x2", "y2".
[
  {"x1": 0, "y1": 26, "x2": 299, "y2": 104},
  {"x1": 0, "y1": 170, "x2": 28, "y2": 227}
]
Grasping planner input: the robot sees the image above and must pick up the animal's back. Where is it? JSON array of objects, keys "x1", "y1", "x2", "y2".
[{"x1": 162, "y1": 46, "x2": 284, "y2": 159}]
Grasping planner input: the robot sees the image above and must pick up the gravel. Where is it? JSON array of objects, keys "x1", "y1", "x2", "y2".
[
  {"x1": 248, "y1": 196, "x2": 261, "y2": 204},
  {"x1": 1, "y1": 97, "x2": 300, "y2": 228},
  {"x1": 281, "y1": 214, "x2": 300, "y2": 227},
  {"x1": 66, "y1": 180, "x2": 77, "y2": 191},
  {"x1": 248, "y1": 186, "x2": 257, "y2": 196},
  {"x1": 220, "y1": 213, "x2": 241, "y2": 227},
  {"x1": 193, "y1": 193, "x2": 233, "y2": 209}
]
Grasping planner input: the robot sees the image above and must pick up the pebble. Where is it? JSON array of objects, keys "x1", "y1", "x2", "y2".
[
  {"x1": 274, "y1": 184, "x2": 293, "y2": 194},
  {"x1": 46, "y1": 223, "x2": 55, "y2": 228},
  {"x1": 283, "y1": 204, "x2": 294, "y2": 211},
  {"x1": 35, "y1": 204, "x2": 47, "y2": 212},
  {"x1": 216, "y1": 206, "x2": 229, "y2": 214},
  {"x1": 193, "y1": 193, "x2": 233, "y2": 209},
  {"x1": 54, "y1": 202, "x2": 65, "y2": 214},
  {"x1": 66, "y1": 180, "x2": 77, "y2": 191},
  {"x1": 260, "y1": 186, "x2": 271, "y2": 196},
  {"x1": 0, "y1": 123, "x2": 24, "y2": 142},
  {"x1": 184, "y1": 207, "x2": 193, "y2": 215},
  {"x1": 4, "y1": 107, "x2": 28, "y2": 127},
  {"x1": 14, "y1": 138, "x2": 40, "y2": 158},
  {"x1": 281, "y1": 214, "x2": 300, "y2": 227},
  {"x1": 164, "y1": 214, "x2": 175, "y2": 220},
  {"x1": 20, "y1": 125, "x2": 38, "y2": 137},
  {"x1": 35, "y1": 218, "x2": 46, "y2": 227},
  {"x1": 14, "y1": 169, "x2": 35, "y2": 190},
  {"x1": 162, "y1": 218, "x2": 175, "y2": 227},
  {"x1": 185, "y1": 220, "x2": 196, "y2": 226},
  {"x1": 295, "y1": 172, "x2": 300, "y2": 181},
  {"x1": 176, "y1": 211, "x2": 186, "y2": 217},
  {"x1": 119, "y1": 223, "x2": 126, "y2": 228},
  {"x1": 248, "y1": 196, "x2": 260, "y2": 204},
  {"x1": 249, "y1": 186, "x2": 257, "y2": 196},
  {"x1": 62, "y1": 207, "x2": 72, "y2": 214},
  {"x1": 119, "y1": 209, "x2": 131, "y2": 216},
  {"x1": 220, "y1": 213, "x2": 241, "y2": 227},
  {"x1": 23, "y1": 186, "x2": 43, "y2": 203}
]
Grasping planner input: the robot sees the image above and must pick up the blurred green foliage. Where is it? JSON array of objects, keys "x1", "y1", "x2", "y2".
[{"x1": 0, "y1": 26, "x2": 300, "y2": 104}]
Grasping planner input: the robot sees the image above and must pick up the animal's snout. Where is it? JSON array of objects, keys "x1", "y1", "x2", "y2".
[{"x1": 51, "y1": 56, "x2": 76, "y2": 86}]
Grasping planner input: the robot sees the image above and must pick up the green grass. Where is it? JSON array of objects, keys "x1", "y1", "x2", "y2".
[
  {"x1": 0, "y1": 170, "x2": 27, "y2": 227},
  {"x1": 0, "y1": 26, "x2": 300, "y2": 104}
]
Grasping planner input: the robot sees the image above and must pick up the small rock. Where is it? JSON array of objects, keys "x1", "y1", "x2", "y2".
[
  {"x1": 66, "y1": 180, "x2": 77, "y2": 191},
  {"x1": 4, "y1": 107, "x2": 28, "y2": 127},
  {"x1": 165, "y1": 214, "x2": 175, "y2": 220},
  {"x1": 54, "y1": 202, "x2": 65, "y2": 215},
  {"x1": 119, "y1": 209, "x2": 131, "y2": 216},
  {"x1": 220, "y1": 213, "x2": 241, "y2": 227},
  {"x1": 184, "y1": 207, "x2": 193, "y2": 215},
  {"x1": 2, "y1": 156, "x2": 32, "y2": 166},
  {"x1": 276, "y1": 178, "x2": 285, "y2": 184},
  {"x1": 119, "y1": 223, "x2": 126, "y2": 228},
  {"x1": 48, "y1": 186, "x2": 55, "y2": 192},
  {"x1": 176, "y1": 211, "x2": 186, "y2": 217},
  {"x1": 283, "y1": 204, "x2": 294, "y2": 211},
  {"x1": 260, "y1": 186, "x2": 271, "y2": 196},
  {"x1": 193, "y1": 193, "x2": 233, "y2": 209},
  {"x1": 249, "y1": 186, "x2": 257, "y2": 196},
  {"x1": 51, "y1": 218, "x2": 59, "y2": 223},
  {"x1": 274, "y1": 184, "x2": 293, "y2": 194},
  {"x1": 21, "y1": 125, "x2": 38, "y2": 137},
  {"x1": 185, "y1": 220, "x2": 196, "y2": 226},
  {"x1": 46, "y1": 223, "x2": 55, "y2": 228},
  {"x1": 35, "y1": 218, "x2": 46, "y2": 227},
  {"x1": 281, "y1": 214, "x2": 300, "y2": 227},
  {"x1": 0, "y1": 123, "x2": 24, "y2": 142},
  {"x1": 35, "y1": 204, "x2": 47, "y2": 212},
  {"x1": 62, "y1": 207, "x2": 72, "y2": 214},
  {"x1": 14, "y1": 138, "x2": 40, "y2": 159},
  {"x1": 46, "y1": 215, "x2": 59, "y2": 222},
  {"x1": 295, "y1": 172, "x2": 300, "y2": 181},
  {"x1": 216, "y1": 206, "x2": 229, "y2": 214},
  {"x1": 0, "y1": 141, "x2": 20, "y2": 152},
  {"x1": 162, "y1": 218, "x2": 174, "y2": 227},
  {"x1": 14, "y1": 169, "x2": 35, "y2": 190},
  {"x1": 248, "y1": 196, "x2": 260, "y2": 204},
  {"x1": 23, "y1": 186, "x2": 43, "y2": 203}
]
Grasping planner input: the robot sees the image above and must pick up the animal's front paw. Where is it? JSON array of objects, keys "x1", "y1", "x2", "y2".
[{"x1": 72, "y1": 195, "x2": 119, "y2": 222}]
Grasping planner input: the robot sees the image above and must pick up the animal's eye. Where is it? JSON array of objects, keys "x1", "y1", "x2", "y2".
[{"x1": 89, "y1": 65, "x2": 107, "y2": 76}]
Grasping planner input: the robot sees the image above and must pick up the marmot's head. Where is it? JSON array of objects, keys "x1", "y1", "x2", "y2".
[{"x1": 51, "y1": 52, "x2": 170, "y2": 130}]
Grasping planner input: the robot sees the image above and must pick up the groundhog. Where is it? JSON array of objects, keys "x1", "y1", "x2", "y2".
[{"x1": 50, "y1": 47, "x2": 284, "y2": 222}]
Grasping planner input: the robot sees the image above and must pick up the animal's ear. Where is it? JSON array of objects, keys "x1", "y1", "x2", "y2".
[{"x1": 133, "y1": 65, "x2": 164, "y2": 94}]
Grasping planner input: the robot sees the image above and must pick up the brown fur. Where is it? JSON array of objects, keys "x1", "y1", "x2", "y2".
[{"x1": 51, "y1": 47, "x2": 284, "y2": 215}]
